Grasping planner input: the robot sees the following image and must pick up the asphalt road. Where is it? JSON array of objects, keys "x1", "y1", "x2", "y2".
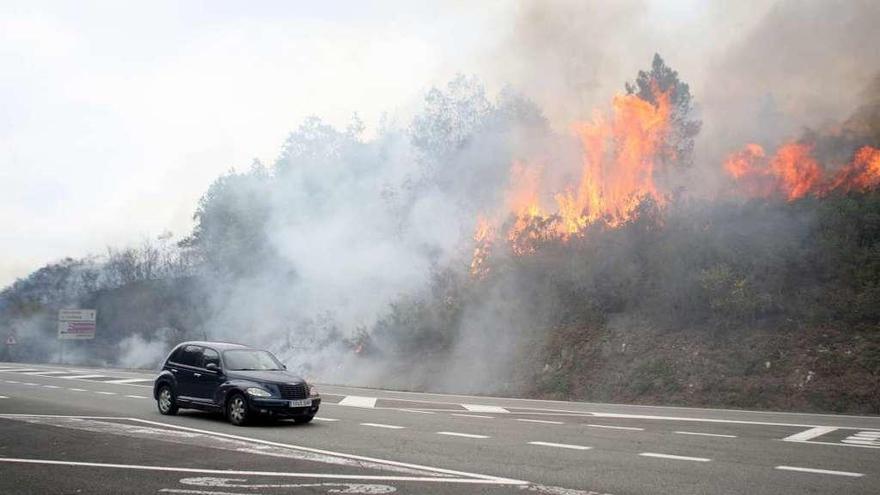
[{"x1": 0, "y1": 362, "x2": 878, "y2": 494}]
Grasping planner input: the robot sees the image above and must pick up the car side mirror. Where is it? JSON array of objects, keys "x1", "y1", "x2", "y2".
[{"x1": 206, "y1": 363, "x2": 220, "y2": 372}]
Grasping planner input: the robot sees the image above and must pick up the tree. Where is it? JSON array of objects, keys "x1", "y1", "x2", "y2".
[{"x1": 626, "y1": 53, "x2": 702, "y2": 168}]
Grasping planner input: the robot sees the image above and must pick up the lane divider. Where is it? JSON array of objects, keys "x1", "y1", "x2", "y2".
[
  {"x1": 436, "y1": 432, "x2": 489, "y2": 439},
  {"x1": 587, "y1": 424, "x2": 644, "y2": 431},
  {"x1": 360, "y1": 423, "x2": 406, "y2": 430},
  {"x1": 775, "y1": 466, "x2": 864, "y2": 477},
  {"x1": 516, "y1": 419, "x2": 564, "y2": 425},
  {"x1": 639, "y1": 452, "x2": 711, "y2": 462},
  {"x1": 675, "y1": 431, "x2": 737, "y2": 439},
  {"x1": 528, "y1": 441, "x2": 591, "y2": 451},
  {"x1": 451, "y1": 414, "x2": 494, "y2": 419}
]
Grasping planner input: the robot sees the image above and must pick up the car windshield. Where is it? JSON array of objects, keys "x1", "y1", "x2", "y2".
[{"x1": 222, "y1": 350, "x2": 283, "y2": 371}]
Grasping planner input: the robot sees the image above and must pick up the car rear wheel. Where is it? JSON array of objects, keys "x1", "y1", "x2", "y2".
[
  {"x1": 157, "y1": 385, "x2": 178, "y2": 415},
  {"x1": 226, "y1": 393, "x2": 250, "y2": 426}
]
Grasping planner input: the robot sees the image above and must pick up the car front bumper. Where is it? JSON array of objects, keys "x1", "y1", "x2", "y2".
[{"x1": 248, "y1": 396, "x2": 321, "y2": 417}]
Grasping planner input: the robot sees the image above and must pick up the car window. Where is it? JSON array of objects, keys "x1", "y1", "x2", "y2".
[
  {"x1": 222, "y1": 349, "x2": 283, "y2": 371},
  {"x1": 178, "y1": 345, "x2": 203, "y2": 367},
  {"x1": 166, "y1": 346, "x2": 184, "y2": 365},
  {"x1": 202, "y1": 348, "x2": 220, "y2": 368}
]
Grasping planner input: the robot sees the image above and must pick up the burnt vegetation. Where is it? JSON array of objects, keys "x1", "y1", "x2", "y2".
[{"x1": 3, "y1": 56, "x2": 880, "y2": 413}]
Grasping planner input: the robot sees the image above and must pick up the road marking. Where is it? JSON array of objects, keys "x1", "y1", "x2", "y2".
[
  {"x1": 0, "y1": 368, "x2": 40, "y2": 373},
  {"x1": 125, "y1": 395, "x2": 148, "y2": 399},
  {"x1": 451, "y1": 414, "x2": 494, "y2": 419},
  {"x1": 775, "y1": 466, "x2": 864, "y2": 477},
  {"x1": 68, "y1": 388, "x2": 86, "y2": 392},
  {"x1": 674, "y1": 431, "x2": 737, "y2": 438},
  {"x1": 22, "y1": 382, "x2": 38, "y2": 386},
  {"x1": 0, "y1": 396, "x2": 7, "y2": 399},
  {"x1": 313, "y1": 417, "x2": 339, "y2": 422},
  {"x1": 462, "y1": 404, "x2": 509, "y2": 413},
  {"x1": 61, "y1": 374, "x2": 106, "y2": 380},
  {"x1": 639, "y1": 453, "x2": 711, "y2": 462},
  {"x1": 516, "y1": 419, "x2": 564, "y2": 425},
  {"x1": 104, "y1": 378, "x2": 153, "y2": 384},
  {"x1": 18, "y1": 371, "x2": 72, "y2": 376},
  {"x1": 587, "y1": 424, "x2": 644, "y2": 431},
  {"x1": 338, "y1": 396, "x2": 377, "y2": 408},
  {"x1": 400, "y1": 409, "x2": 435, "y2": 414},
  {"x1": 782, "y1": 426, "x2": 838, "y2": 442},
  {"x1": 5, "y1": 380, "x2": 20, "y2": 384},
  {"x1": 528, "y1": 441, "x2": 591, "y2": 450},
  {"x1": 0, "y1": 458, "x2": 525, "y2": 484},
  {"x1": 42, "y1": 385, "x2": 60, "y2": 389},
  {"x1": 95, "y1": 391, "x2": 116, "y2": 395},
  {"x1": 437, "y1": 432, "x2": 490, "y2": 439},
  {"x1": 360, "y1": 423, "x2": 405, "y2": 430}
]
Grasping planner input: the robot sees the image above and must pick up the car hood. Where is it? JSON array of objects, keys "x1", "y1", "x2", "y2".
[{"x1": 225, "y1": 369, "x2": 305, "y2": 384}]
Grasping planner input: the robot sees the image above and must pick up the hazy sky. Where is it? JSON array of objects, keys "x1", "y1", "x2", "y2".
[{"x1": 0, "y1": 0, "x2": 833, "y2": 287}]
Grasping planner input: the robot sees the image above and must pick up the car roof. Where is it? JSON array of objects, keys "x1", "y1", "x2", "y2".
[{"x1": 177, "y1": 341, "x2": 250, "y2": 351}]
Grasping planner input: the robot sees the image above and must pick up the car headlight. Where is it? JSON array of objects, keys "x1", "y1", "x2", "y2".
[
  {"x1": 246, "y1": 387, "x2": 272, "y2": 398},
  {"x1": 309, "y1": 385, "x2": 319, "y2": 397}
]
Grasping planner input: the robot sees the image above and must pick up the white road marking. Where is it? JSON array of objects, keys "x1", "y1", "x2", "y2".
[
  {"x1": 0, "y1": 458, "x2": 524, "y2": 484},
  {"x1": 587, "y1": 424, "x2": 644, "y2": 431},
  {"x1": 775, "y1": 466, "x2": 864, "y2": 477},
  {"x1": 360, "y1": 423, "x2": 405, "y2": 430},
  {"x1": 95, "y1": 391, "x2": 116, "y2": 395},
  {"x1": 68, "y1": 388, "x2": 86, "y2": 392},
  {"x1": 0, "y1": 396, "x2": 7, "y2": 399},
  {"x1": 674, "y1": 431, "x2": 737, "y2": 438},
  {"x1": 400, "y1": 409, "x2": 435, "y2": 414},
  {"x1": 126, "y1": 395, "x2": 148, "y2": 399},
  {"x1": 436, "y1": 432, "x2": 490, "y2": 439},
  {"x1": 0, "y1": 368, "x2": 40, "y2": 373},
  {"x1": 782, "y1": 426, "x2": 838, "y2": 442},
  {"x1": 42, "y1": 385, "x2": 60, "y2": 389},
  {"x1": 451, "y1": 414, "x2": 493, "y2": 419},
  {"x1": 528, "y1": 441, "x2": 591, "y2": 451},
  {"x1": 175, "y1": 477, "x2": 398, "y2": 493},
  {"x1": 639, "y1": 452, "x2": 711, "y2": 462},
  {"x1": 313, "y1": 417, "x2": 339, "y2": 422},
  {"x1": 5, "y1": 380, "x2": 20, "y2": 384},
  {"x1": 21, "y1": 382, "x2": 38, "y2": 386},
  {"x1": 18, "y1": 371, "x2": 72, "y2": 376},
  {"x1": 338, "y1": 396, "x2": 378, "y2": 408},
  {"x1": 103, "y1": 378, "x2": 154, "y2": 384},
  {"x1": 61, "y1": 374, "x2": 106, "y2": 380},
  {"x1": 462, "y1": 404, "x2": 509, "y2": 414},
  {"x1": 516, "y1": 419, "x2": 564, "y2": 425}
]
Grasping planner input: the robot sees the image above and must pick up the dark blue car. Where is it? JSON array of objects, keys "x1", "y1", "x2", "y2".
[{"x1": 153, "y1": 341, "x2": 320, "y2": 426}]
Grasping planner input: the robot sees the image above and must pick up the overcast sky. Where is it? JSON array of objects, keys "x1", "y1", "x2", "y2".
[{"x1": 0, "y1": 0, "x2": 789, "y2": 287}]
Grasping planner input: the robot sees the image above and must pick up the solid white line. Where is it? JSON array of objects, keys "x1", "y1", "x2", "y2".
[
  {"x1": 775, "y1": 466, "x2": 864, "y2": 477},
  {"x1": 675, "y1": 431, "x2": 737, "y2": 438},
  {"x1": 360, "y1": 423, "x2": 405, "y2": 430},
  {"x1": 338, "y1": 396, "x2": 377, "y2": 408},
  {"x1": 125, "y1": 395, "x2": 148, "y2": 399},
  {"x1": 640, "y1": 452, "x2": 711, "y2": 462},
  {"x1": 0, "y1": 458, "x2": 523, "y2": 484},
  {"x1": 95, "y1": 391, "x2": 116, "y2": 395},
  {"x1": 400, "y1": 409, "x2": 435, "y2": 414},
  {"x1": 313, "y1": 417, "x2": 339, "y2": 422},
  {"x1": 160, "y1": 490, "x2": 255, "y2": 495},
  {"x1": 451, "y1": 414, "x2": 493, "y2": 419},
  {"x1": 587, "y1": 424, "x2": 644, "y2": 431},
  {"x1": 462, "y1": 404, "x2": 509, "y2": 413},
  {"x1": 528, "y1": 441, "x2": 591, "y2": 451},
  {"x1": 436, "y1": 432, "x2": 489, "y2": 439},
  {"x1": 516, "y1": 419, "x2": 564, "y2": 425},
  {"x1": 61, "y1": 375, "x2": 106, "y2": 380},
  {"x1": 782, "y1": 426, "x2": 838, "y2": 442}
]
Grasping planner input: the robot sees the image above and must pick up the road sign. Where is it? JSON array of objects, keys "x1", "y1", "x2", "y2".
[
  {"x1": 5, "y1": 335, "x2": 15, "y2": 345},
  {"x1": 58, "y1": 309, "x2": 97, "y2": 340}
]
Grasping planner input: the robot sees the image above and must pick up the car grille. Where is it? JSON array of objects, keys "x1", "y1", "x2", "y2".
[{"x1": 278, "y1": 383, "x2": 308, "y2": 400}]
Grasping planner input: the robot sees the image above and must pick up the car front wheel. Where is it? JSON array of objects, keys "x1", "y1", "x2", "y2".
[
  {"x1": 157, "y1": 385, "x2": 178, "y2": 415},
  {"x1": 226, "y1": 393, "x2": 250, "y2": 426}
]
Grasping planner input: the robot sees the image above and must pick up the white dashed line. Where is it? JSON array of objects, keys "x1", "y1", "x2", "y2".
[
  {"x1": 22, "y1": 382, "x2": 38, "y2": 386},
  {"x1": 338, "y1": 396, "x2": 377, "y2": 408},
  {"x1": 462, "y1": 404, "x2": 509, "y2": 413},
  {"x1": 675, "y1": 431, "x2": 737, "y2": 438},
  {"x1": 451, "y1": 414, "x2": 494, "y2": 419},
  {"x1": 360, "y1": 423, "x2": 405, "y2": 430},
  {"x1": 587, "y1": 424, "x2": 644, "y2": 431},
  {"x1": 95, "y1": 391, "x2": 116, "y2": 395},
  {"x1": 42, "y1": 385, "x2": 60, "y2": 389},
  {"x1": 125, "y1": 395, "x2": 148, "y2": 399},
  {"x1": 313, "y1": 417, "x2": 339, "y2": 422},
  {"x1": 0, "y1": 369, "x2": 39, "y2": 373},
  {"x1": 400, "y1": 409, "x2": 435, "y2": 414},
  {"x1": 640, "y1": 452, "x2": 711, "y2": 462},
  {"x1": 0, "y1": 396, "x2": 7, "y2": 399},
  {"x1": 5, "y1": 380, "x2": 19, "y2": 384},
  {"x1": 18, "y1": 371, "x2": 71, "y2": 376},
  {"x1": 775, "y1": 466, "x2": 864, "y2": 477},
  {"x1": 437, "y1": 432, "x2": 490, "y2": 439},
  {"x1": 528, "y1": 441, "x2": 591, "y2": 450},
  {"x1": 104, "y1": 378, "x2": 153, "y2": 385},
  {"x1": 516, "y1": 419, "x2": 564, "y2": 425},
  {"x1": 61, "y1": 375, "x2": 106, "y2": 380},
  {"x1": 68, "y1": 388, "x2": 86, "y2": 392}
]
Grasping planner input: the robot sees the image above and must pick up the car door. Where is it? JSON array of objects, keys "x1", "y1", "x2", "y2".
[
  {"x1": 194, "y1": 347, "x2": 223, "y2": 404},
  {"x1": 173, "y1": 345, "x2": 203, "y2": 400}
]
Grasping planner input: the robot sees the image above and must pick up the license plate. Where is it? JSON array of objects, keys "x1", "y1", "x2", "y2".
[{"x1": 289, "y1": 399, "x2": 312, "y2": 407}]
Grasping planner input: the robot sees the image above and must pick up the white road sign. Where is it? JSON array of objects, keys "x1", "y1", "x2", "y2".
[{"x1": 58, "y1": 309, "x2": 97, "y2": 340}]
